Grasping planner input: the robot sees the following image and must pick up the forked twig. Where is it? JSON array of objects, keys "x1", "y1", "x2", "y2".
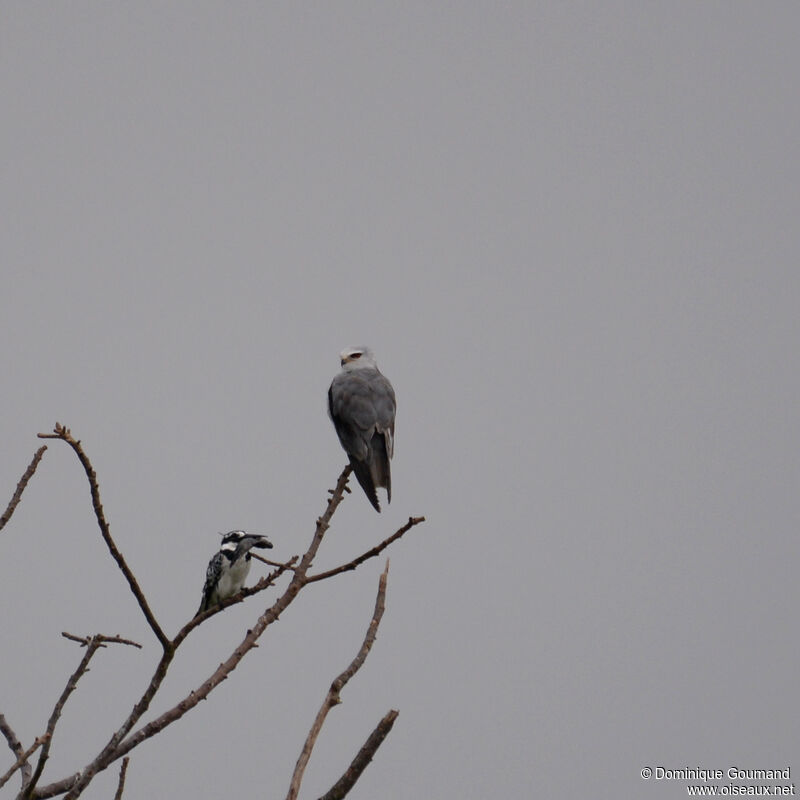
[
  {"x1": 0, "y1": 446, "x2": 47, "y2": 532},
  {"x1": 286, "y1": 561, "x2": 391, "y2": 800}
]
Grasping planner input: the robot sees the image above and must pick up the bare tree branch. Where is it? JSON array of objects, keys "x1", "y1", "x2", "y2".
[
  {"x1": 25, "y1": 462, "x2": 418, "y2": 800},
  {"x1": 109, "y1": 466, "x2": 354, "y2": 765},
  {"x1": 307, "y1": 516, "x2": 425, "y2": 583},
  {"x1": 317, "y1": 709, "x2": 399, "y2": 800},
  {"x1": 286, "y1": 560, "x2": 390, "y2": 800},
  {"x1": 297, "y1": 464, "x2": 353, "y2": 575},
  {"x1": 249, "y1": 552, "x2": 299, "y2": 570},
  {"x1": 0, "y1": 446, "x2": 47, "y2": 532},
  {"x1": 36, "y1": 466, "x2": 355, "y2": 800},
  {"x1": 112, "y1": 758, "x2": 129, "y2": 800},
  {"x1": 50, "y1": 648, "x2": 172, "y2": 800},
  {"x1": 0, "y1": 714, "x2": 30, "y2": 788},
  {"x1": 37, "y1": 424, "x2": 170, "y2": 650},
  {"x1": 0, "y1": 735, "x2": 49, "y2": 791},
  {"x1": 61, "y1": 633, "x2": 142, "y2": 650},
  {"x1": 23, "y1": 635, "x2": 112, "y2": 798}
]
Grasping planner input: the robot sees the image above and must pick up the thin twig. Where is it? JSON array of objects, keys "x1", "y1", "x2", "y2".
[
  {"x1": 317, "y1": 710, "x2": 399, "y2": 800},
  {"x1": 0, "y1": 735, "x2": 49, "y2": 791},
  {"x1": 0, "y1": 714, "x2": 30, "y2": 788},
  {"x1": 307, "y1": 516, "x2": 425, "y2": 583},
  {"x1": 0, "y1": 446, "x2": 47, "y2": 532},
  {"x1": 249, "y1": 552, "x2": 299, "y2": 570},
  {"x1": 37, "y1": 424, "x2": 170, "y2": 650},
  {"x1": 112, "y1": 758, "x2": 129, "y2": 800},
  {"x1": 286, "y1": 560, "x2": 390, "y2": 800},
  {"x1": 61, "y1": 633, "x2": 143, "y2": 650},
  {"x1": 23, "y1": 636, "x2": 109, "y2": 798},
  {"x1": 296, "y1": 464, "x2": 353, "y2": 576}
]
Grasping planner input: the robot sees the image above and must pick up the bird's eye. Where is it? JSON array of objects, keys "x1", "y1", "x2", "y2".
[{"x1": 351, "y1": 352, "x2": 362, "y2": 359}]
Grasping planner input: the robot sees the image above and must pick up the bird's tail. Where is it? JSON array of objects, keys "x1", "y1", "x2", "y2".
[
  {"x1": 371, "y1": 433, "x2": 391, "y2": 504},
  {"x1": 350, "y1": 456, "x2": 381, "y2": 512},
  {"x1": 349, "y1": 434, "x2": 392, "y2": 513}
]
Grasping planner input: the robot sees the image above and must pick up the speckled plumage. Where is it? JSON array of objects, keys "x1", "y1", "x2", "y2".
[{"x1": 196, "y1": 530, "x2": 273, "y2": 615}]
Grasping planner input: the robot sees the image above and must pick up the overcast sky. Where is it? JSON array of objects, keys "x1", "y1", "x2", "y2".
[{"x1": 2, "y1": 3, "x2": 798, "y2": 799}]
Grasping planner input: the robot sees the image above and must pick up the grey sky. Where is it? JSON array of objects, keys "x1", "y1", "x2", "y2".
[{"x1": 2, "y1": 3, "x2": 798, "y2": 798}]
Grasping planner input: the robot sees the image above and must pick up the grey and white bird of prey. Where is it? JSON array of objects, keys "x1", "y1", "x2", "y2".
[
  {"x1": 328, "y1": 346, "x2": 397, "y2": 512},
  {"x1": 196, "y1": 530, "x2": 273, "y2": 616}
]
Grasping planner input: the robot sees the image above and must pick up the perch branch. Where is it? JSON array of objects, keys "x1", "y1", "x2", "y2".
[
  {"x1": 286, "y1": 560, "x2": 390, "y2": 800},
  {"x1": 295, "y1": 464, "x2": 352, "y2": 576},
  {"x1": 318, "y1": 709, "x2": 399, "y2": 800},
  {"x1": 37, "y1": 424, "x2": 170, "y2": 650},
  {"x1": 0, "y1": 446, "x2": 47, "y2": 532},
  {"x1": 38, "y1": 467, "x2": 354, "y2": 800},
  {"x1": 307, "y1": 516, "x2": 425, "y2": 583},
  {"x1": 110, "y1": 467, "x2": 353, "y2": 764}
]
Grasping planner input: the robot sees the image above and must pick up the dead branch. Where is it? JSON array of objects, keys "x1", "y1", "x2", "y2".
[
  {"x1": 61, "y1": 633, "x2": 142, "y2": 649},
  {"x1": 106, "y1": 469, "x2": 354, "y2": 764},
  {"x1": 298, "y1": 464, "x2": 353, "y2": 575},
  {"x1": 0, "y1": 714, "x2": 29, "y2": 788},
  {"x1": 249, "y1": 552, "x2": 299, "y2": 570},
  {"x1": 286, "y1": 560, "x2": 390, "y2": 800},
  {"x1": 112, "y1": 758, "x2": 129, "y2": 800},
  {"x1": 37, "y1": 466, "x2": 355, "y2": 800},
  {"x1": 0, "y1": 735, "x2": 49, "y2": 791},
  {"x1": 0, "y1": 446, "x2": 47, "y2": 532},
  {"x1": 24, "y1": 460, "x2": 419, "y2": 800},
  {"x1": 317, "y1": 709, "x2": 399, "y2": 800},
  {"x1": 23, "y1": 635, "x2": 111, "y2": 798},
  {"x1": 37, "y1": 424, "x2": 170, "y2": 651},
  {"x1": 307, "y1": 516, "x2": 425, "y2": 583}
]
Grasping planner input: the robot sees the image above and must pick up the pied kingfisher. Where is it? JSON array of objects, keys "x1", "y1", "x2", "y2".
[{"x1": 196, "y1": 530, "x2": 273, "y2": 616}]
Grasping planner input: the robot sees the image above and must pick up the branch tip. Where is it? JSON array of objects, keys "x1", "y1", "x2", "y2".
[
  {"x1": 318, "y1": 709, "x2": 400, "y2": 800},
  {"x1": 0, "y1": 444, "x2": 48, "y2": 532},
  {"x1": 42, "y1": 423, "x2": 169, "y2": 650}
]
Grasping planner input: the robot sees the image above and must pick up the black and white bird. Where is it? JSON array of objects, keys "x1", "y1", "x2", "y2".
[
  {"x1": 196, "y1": 530, "x2": 273, "y2": 616},
  {"x1": 328, "y1": 346, "x2": 397, "y2": 512}
]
